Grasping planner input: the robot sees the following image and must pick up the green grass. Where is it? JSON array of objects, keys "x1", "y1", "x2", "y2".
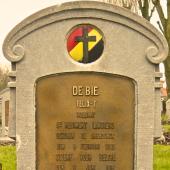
[
  {"x1": 0, "y1": 146, "x2": 16, "y2": 170},
  {"x1": 0, "y1": 145, "x2": 170, "y2": 170},
  {"x1": 154, "y1": 145, "x2": 170, "y2": 170},
  {"x1": 163, "y1": 124, "x2": 170, "y2": 133},
  {"x1": 162, "y1": 114, "x2": 170, "y2": 123}
]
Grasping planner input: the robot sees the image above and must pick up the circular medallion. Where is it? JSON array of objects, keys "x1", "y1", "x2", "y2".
[{"x1": 67, "y1": 25, "x2": 104, "y2": 64}]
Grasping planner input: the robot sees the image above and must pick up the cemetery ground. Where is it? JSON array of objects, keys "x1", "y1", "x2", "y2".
[
  {"x1": 0, "y1": 145, "x2": 170, "y2": 170},
  {"x1": 0, "y1": 146, "x2": 16, "y2": 170},
  {"x1": 154, "y1": 145, "x2": 170, "y2": 170}
]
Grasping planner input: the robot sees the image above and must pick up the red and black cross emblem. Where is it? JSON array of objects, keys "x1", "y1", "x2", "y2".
[{"x1": 67, "y1": 25, "x2": 104, "y2": 64}]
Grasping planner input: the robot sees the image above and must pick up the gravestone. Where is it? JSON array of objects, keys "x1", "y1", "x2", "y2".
[
  {"x1": 0, "y1": 98, "x2": 1, "y2": 135},
  {"x1": 166, "y1": 99, "x2": 170, "y2": 117},
  {"x1": 0, "y1": 88, "x2": 10, "y2": 136},
  {"x1": 3, "y1": 1, "x2": 168, "y2": 170}
]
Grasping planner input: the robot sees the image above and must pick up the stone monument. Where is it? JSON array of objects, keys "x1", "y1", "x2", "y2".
[
  {"x1": 0, "y1": 88, "x2": 10, "y2": 137},
  {"x1": 3, "y1": 1, "x2": 168, "y2": 170},
  {"x1": 166, "y1": 99, "x2": 170, "y2": 117}
]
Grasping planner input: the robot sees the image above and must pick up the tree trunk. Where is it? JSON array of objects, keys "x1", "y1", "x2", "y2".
[
  {"x1": 164, "y1": 0, "x2": 170, "y2": 99},
  {"x1": 164, "y1": 55, "x2": 170, "y2": 99}
]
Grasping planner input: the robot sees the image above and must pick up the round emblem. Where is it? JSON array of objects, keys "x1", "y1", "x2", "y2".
[{"x1": 67, "y1": 25, "x2": 104, "y2": 64}]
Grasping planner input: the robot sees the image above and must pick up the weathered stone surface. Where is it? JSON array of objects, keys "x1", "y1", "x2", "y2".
[
  {"x1": 166, "y1": 99, "x2": 170, "y2": 117},
  {"x1": 0, "y1": 88, "x2": 10, "y2": 137},
  {"x1": 36, "y1": 73, "x2": 135, "y2": 170}
]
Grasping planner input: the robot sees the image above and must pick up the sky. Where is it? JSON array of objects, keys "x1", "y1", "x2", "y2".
[
  {"x1": 0, "y1": 0, "x2": 77, "y2": 67},
  {"x1": 0, "y1": 0, "x2": 167, "y2": 76}
]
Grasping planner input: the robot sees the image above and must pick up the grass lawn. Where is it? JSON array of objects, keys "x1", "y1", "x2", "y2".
[
  {"x1": 154, "y1": 145, "x2": 170, "y2": 170},
  {"x1": 0, "y1": 146, "x2": 16, "y2": 170},
  {"x1": 163, "y1": 124, "x2": 170, "y2": 133},
  {"x1": 0, "y1": 145, "x2": 170, "y2": 170}
]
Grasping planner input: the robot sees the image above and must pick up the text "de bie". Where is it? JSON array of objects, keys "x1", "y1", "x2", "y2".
[{"x1": 72, "y1": 86, "x2": 99, "y2": 96}]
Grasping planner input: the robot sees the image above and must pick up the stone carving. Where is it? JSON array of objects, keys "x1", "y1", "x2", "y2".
[
  {"x1": 3, "y1": 2, "x2": 168, "y2": 63},
  {"x1": 3, "y1": 44, "x2": 25, "y2": 62},
  {"x1": 146, "y1": 46, "x2": 168, "y2": 64},
  {"x1": 2, "y1": 1, "x2": 168, "y2": 170}
]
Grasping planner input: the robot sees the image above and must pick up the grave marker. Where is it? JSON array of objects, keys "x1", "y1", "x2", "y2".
[
  {"x1": 0, "y1": 88, "x2": 10, "y2": 136},
  {"x1": 3, "y1": 1, "x2": 168, "y2": 170}
]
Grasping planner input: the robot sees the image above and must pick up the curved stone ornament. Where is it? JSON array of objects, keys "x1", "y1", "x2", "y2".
[
  {"x1": 146, "y1": 46, "x2": 168, "y2": 64},
  {"x1": 3, "y1": 44, "x2": 25, "y2": 62},
  {"x1": 3, "y1": 1, "x2": 168, "y2": 63}
]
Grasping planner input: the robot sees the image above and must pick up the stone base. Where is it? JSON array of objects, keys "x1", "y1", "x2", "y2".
[{"x1": 0, "y1": 137, "x2": 15, "y2": 146}]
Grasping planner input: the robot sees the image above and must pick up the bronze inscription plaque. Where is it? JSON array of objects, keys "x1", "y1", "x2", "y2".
[{"x1": 36, "y1": 72, "x2": 135, "y2": 170}]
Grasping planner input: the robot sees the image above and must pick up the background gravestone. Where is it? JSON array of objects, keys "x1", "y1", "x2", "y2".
[
  {"x1": 0, "y1": 88, "x2": 10, "y2": 137},
  {"x1": 166, "y1": 99, "x2": 170, "y2": 117},
  {"x1": 3, "y1": 1, "x2": 168, "y2": 170}
]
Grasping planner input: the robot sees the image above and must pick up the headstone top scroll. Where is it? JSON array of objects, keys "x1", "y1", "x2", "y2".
[{"x1": 3, "y1": 1, "x2": 168, "y2": 64}]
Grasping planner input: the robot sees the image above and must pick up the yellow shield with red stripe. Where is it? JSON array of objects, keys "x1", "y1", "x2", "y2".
[{"x1": 67, "y1": 25, "x2": 104, "y2": 63}]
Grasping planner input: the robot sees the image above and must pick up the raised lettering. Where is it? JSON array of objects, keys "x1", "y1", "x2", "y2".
[
  {"x1": 86, "y1": 165, "x2": 96, "y2": 170},
  {"x1": 57, "y1": 144, "x2": 65, "y2": 150},
  {"x1": 56, "y1": 154, "x2": 73, "y2": 161},
  {"x1": 72, "y1": 86, "x2": 83, "y2": 96},
  {"x1": 56, "y1": 133, "x2": 75, "y2": 139},
  {"x1": 77, "y1": 112, "x2": 96, "y2": 118},
  {"x1": 80, "y1": 154, "x2": 92, "y2": 161},
  {"x1": 56, "y1": 165, "x2": 65, "y2": 170},
  {"x1": 92, "y1": 122, "x2": 114, "y2": 129},
  {"x1": 81, "y1": 144, "x2": 100, "y2": 150},
  {"x1": 72, "y1": 86, "x2": 99, "y2": 96},
  {"x1": 99, "y1": 154, "x2": 116, "y2": 161}
]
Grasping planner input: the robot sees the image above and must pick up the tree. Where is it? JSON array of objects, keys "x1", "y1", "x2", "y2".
[
  {"x1": 104, "y1": 0, "x2": 170, "y2": 99},
  {"x1": 0, "y1": 66, "x2": 9, "y2": 91},
  {"x1": 137, "y1": 0, "x2": 170, "y2": 99},
  {"x1": 102, "y1": 0, "x2": 139, "y2": 13}
]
